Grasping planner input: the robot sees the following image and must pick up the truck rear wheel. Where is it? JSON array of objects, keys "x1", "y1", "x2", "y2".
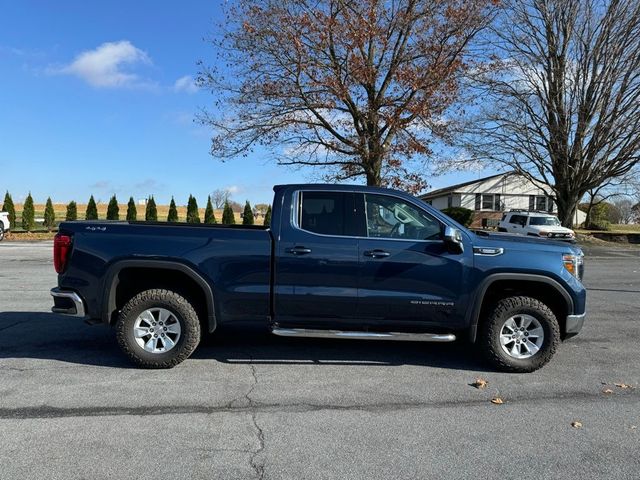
[
  {"x1": 116, "y1": 289, "x2": 201, "y2": 368},
  {"x1": 0, "y1": 225, "x2": 4, "y2": 241},
  {"x1": 479, "y1": 296, "x2": 559, "y2": 373}
]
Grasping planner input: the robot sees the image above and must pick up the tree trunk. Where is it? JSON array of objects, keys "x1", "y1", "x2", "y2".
[
  {"x1": 584, "y1": 199, "x2": 596, "y2": 228},
  {"x1": 555, "y1": 193, "x2": 580, "y2": 228},
  {"x1": 364, "y1": 154, "x2": 383, "y2": 186}
]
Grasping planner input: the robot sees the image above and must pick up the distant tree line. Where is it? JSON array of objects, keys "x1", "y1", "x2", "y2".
[{"x1": 1, "y1": 191, "x2": 273, "y2": 232}]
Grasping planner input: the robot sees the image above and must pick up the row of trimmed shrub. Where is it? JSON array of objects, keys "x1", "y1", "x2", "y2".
[{"x1": 2, "y1": 192, "x2": 272, "y2": 232}]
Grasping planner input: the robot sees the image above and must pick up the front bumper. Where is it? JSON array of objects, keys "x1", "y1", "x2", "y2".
[
  {"x1": 50, "y1": 287, "x2": 87, "y2": 318},
  {"x1": 565, "y1": 311, "x2": 586, "y2": 337}
]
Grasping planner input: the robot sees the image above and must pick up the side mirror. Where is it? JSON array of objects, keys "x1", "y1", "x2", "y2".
[{"x1": 443, "y1": 226, "x2": 464, "y2": 254}]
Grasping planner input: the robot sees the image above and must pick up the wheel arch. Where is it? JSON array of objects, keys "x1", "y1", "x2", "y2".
[
  {"x1": 102, "y1": 260, "x2": 217, "y2": 333},
  {"x1": 467, "y1": 273, "x2": 574, "y2": 342}
]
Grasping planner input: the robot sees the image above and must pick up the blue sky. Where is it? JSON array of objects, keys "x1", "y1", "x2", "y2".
[{"x1": 0, "y1": 0, "x2": 489, "y2": 206}]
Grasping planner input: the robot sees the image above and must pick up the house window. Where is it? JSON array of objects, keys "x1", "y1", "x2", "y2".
[
  {"x1": 475, "y1": 193, "x2": 500, "y2": 211},
  {"x1": 447, "y1": 194, "x2": 453, "y2": 208},
  {"x1": 535, "y1": 196, "x2": 547, "y2": 211}
]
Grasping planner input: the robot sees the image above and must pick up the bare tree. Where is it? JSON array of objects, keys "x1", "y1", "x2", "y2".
[
  {"x1": 211, "y1": 188, "x2": 230, "y2": 209},
  {"x1": 254, "y1": 203, "x2": 270, "y2": 217},
  {"x1": 582, "y1": 170, "x2": 637, "y2": 226},
  {"x1": 632, "y1": 202, "x2": 640, "y2": 223},
  {"x1": 198, "y1": 0, "x2": 498, "y2": 193},
  {"x1": 610, "y1": 197, "x2": 635, "y2": 224},
  {"x1": 463, "y1": 0, "x2": 640, "y2": 226}
]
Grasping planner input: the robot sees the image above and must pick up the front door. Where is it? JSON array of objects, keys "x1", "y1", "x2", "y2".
[
  {"x1": 274, "y1": 190, "x2": 362, "y2": 325},
  {"x1": 357, "y1": 193, "x2": 468, "y2": 327}
]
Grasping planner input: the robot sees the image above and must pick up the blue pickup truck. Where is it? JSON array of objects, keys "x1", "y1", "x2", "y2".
[{"x1": 51, "y1": 184, "x2": 586, "y2": 372}]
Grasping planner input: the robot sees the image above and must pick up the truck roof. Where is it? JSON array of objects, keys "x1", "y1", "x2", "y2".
[{"x1": 273, "y1": 183, "x2": 411, "y2": 196}]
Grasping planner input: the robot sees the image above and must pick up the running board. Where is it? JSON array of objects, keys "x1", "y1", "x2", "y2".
[{"x1": 271, "y1": 327, "x2": 456, "y2": 342}]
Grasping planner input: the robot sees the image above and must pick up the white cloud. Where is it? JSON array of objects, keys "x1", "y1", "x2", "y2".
[
  {"x1": 173, "y1": 75, "x2": 198, "y2": 94},
  {"x1": 56, "y1": 40, "x2": 152, "y2": 88},
  {"x1": 0, "y1": 45, "x2": 25, "y2": 56}
]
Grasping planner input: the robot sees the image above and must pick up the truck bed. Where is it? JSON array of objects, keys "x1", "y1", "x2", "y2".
[{"x1": 56, "y1": 220, "x2": 273, "y2": 326}]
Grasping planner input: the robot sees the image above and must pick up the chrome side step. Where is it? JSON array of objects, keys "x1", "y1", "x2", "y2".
[{"x1": 271, "y1": 327, "x2": 456, "y2": 342}]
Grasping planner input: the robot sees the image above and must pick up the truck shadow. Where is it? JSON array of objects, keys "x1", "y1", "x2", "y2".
[{"x1": 0, "y1": 312, "x2": 490, "y2": 372}]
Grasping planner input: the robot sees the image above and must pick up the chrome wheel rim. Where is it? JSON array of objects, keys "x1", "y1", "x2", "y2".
[
  {"x1": 133, "y1": 308, "x2": 181, "y2": 354},
  {"x1": 499, "y1": 314, "x2": 544, "y2": 359}
]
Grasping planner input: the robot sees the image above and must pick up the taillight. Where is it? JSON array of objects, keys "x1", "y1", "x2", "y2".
[{"x1": 53, "y1": 233, "x2": 72, "y2": 273}]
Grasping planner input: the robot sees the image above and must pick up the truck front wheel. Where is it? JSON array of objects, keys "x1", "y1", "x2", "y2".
[
  {"x1": 116, "y1": 289, "x2": 201, "y2": 368},
  {"x1": 479, "y1": 296, "x2": 560, "y2": 373}
]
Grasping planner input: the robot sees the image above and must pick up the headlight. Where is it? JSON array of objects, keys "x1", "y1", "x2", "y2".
[{"x1": 563, "y1": 253, "x2": 584, "y2": 279}]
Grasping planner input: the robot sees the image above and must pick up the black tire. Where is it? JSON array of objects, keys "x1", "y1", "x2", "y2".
[
  {"x1": 0, "y1": 225, "x2": 4, "y2": 241},
  {"x1": 498, "y1": 227, "x2": 507, "y2": 232},
  {"x1": 479, "y1": 296, "x2": 560, "y2": 373},
  {"x1": 116, "y1": 289, "x2": 201, "y2": 368}
]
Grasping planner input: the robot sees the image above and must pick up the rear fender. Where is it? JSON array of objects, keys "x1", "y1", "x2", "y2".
[{"x1": 102, "y1": 260, "x2": 217, "y2": 333}]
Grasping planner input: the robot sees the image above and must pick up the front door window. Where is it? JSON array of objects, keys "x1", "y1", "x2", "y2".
[{"x1": 364, "y1": 194, "x2": 441, "y2": 241}]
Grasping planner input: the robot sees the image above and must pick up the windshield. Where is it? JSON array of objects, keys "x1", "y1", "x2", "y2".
[{"x1": 529, "y1": 216, "x2": 561, "y2": 226}]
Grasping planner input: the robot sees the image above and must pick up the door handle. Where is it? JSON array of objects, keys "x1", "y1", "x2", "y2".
[
  {"x1": 364, "y1": 249, "x2": 390, "y2": 258},
  {"x1": 286, "y1": 246, "x2": 312, "y2": 255}
]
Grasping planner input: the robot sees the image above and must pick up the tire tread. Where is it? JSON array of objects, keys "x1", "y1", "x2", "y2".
[
  {"x1": 116, "y1": 289, "x2": 201, "y2": 369},
  {"x1": 479, "y1": 295, "x2": 560, "y2": 373}
]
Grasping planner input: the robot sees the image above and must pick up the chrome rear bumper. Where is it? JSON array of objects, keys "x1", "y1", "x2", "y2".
[{"x1": 50, "y1": 288, "x2": 86, "y2": 318}]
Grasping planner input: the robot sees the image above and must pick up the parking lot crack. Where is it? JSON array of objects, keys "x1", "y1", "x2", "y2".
[
  {"x1": 249, "y1": 410, "x2": 266, "y2": 480},
  {"x1": 245, "y1": 359, "x2": 266, "y2": 480},
  {"x1": 1, "y1": 389, "x2": 638, "y2": 420}
]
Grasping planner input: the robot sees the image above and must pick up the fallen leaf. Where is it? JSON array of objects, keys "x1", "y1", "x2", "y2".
[
  {"x1": 490, "y1": 397, "x2": 504, "y2": 405},
  {"x1": 602, "y1": 388, "x2": 614, "y2": 394},
  {"x1": 630, "y1": 426, "x2": 637, "y2": 430},
  {"x1": 471, "y1": 378, "x2": 489, "y2": 389},
  {"x1": 571, "y1": 421, "x2": 583, "y2": 429},
  {"x1": 614, "y1": 383, "x2": 633, "y2": 389}
]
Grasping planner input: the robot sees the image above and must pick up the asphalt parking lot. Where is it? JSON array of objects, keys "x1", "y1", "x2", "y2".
[{"x1": 0, "y1": 241, "x2": 638, "y2": 480}]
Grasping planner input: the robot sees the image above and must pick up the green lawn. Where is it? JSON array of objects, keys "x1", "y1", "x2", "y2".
[{"x1": 576, "y1": 224, "x2": 640, "y2": 234}]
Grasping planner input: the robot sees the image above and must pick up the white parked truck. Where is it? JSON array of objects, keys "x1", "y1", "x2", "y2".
[{"x1": 0, "y1": 212, "x2": 10, "y2": 241}]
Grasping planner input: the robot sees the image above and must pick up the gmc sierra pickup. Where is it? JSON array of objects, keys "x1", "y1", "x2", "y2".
[{"x1": 51, "y1": 184, "x2": 586, "y2": 372}]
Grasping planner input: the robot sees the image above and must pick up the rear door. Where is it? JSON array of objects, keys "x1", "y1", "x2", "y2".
[
  {"x1": 274, "y1": 190, "x2": 363, "y2": 325},
  {"x1": 357, "y1": 193, "x2": 468, "y2": 326}
]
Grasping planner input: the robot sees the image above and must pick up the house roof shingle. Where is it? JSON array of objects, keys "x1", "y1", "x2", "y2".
[{"x1": 419, "y1": 171, "x2": 515, "y2": 199}]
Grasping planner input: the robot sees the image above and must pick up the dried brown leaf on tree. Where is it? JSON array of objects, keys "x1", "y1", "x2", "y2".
[{"x1": 198, "y1": 0, "x2": 501, "y2": 192}]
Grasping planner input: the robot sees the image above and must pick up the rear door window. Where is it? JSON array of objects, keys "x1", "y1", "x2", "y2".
[{"x1": 299, "y1": 191, "x2": 362, "y2": 236}]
